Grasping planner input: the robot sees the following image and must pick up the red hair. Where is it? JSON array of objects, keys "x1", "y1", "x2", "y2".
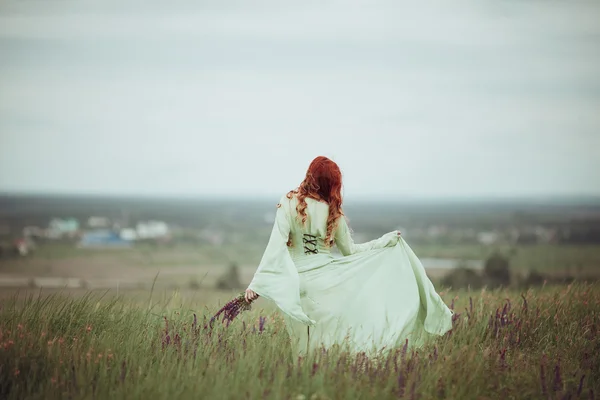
[{"x1": 286, "y1": 156, "x2": 344, "y2": 247}]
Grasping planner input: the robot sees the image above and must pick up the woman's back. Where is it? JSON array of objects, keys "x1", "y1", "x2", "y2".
[{"x1": 285, "y1": 195, "x2": 334, "y2": 260}]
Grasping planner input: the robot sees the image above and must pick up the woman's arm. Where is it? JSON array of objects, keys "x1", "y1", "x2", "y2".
[
  {"x1": 334, "y1": 215, "x2": 401, "y2": 256},
  {"x1": 246, "y1": 195, "x2": 315, "y2": 326}
]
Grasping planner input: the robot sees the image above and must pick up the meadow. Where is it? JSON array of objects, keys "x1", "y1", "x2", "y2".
[
  {"x1": 1, "y1": 282, "x2": 598, "y2": 400},
  {"x1": 1, "y1": 195, "x2": 599, "y2": 398}
]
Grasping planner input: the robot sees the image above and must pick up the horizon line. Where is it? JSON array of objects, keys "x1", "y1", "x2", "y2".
[{"x1": 1, "y1": 190, "x2": 600, "y2": 203}]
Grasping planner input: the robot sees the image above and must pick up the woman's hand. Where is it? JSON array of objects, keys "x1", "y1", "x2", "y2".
[{"x1": 245, "y1": 288, "x2": 259, "y2": 303}]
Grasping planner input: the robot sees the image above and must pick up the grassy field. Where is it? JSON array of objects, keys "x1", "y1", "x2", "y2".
[{"x1": 0, "y1": 282, "x2": 598, "y2": 399}]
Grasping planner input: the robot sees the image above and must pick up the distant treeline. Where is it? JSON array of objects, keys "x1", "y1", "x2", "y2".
[
  {"x1": 1, "y1": 194, "x2": 600, "y2": 244},
  {"x1": 440, "y1": 251, "x2": 599, "y2": 290}
]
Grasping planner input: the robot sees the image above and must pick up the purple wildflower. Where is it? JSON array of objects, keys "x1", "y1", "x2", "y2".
[
  {"x1": 401, "y1": 339, "x2": 408, "y2": 361},
  {"x1": 205, "y1": 292, "x2": 253, "y2": 330},
  {"x1": 392, "y1": 348, "x2": 400, "y2": 373},
  {"x1": 312, "y1": 362, "x2": 319, "y2": 376},
  {"x1": 540, "y1": 354, "x2": 548, "y2": 397},
  {"x1": 397, "y1": 370, "x2": 406, "y2": 397},
  {"x1": 162, "y1": 316, "x2": 171, "y2": 349},
  {"x1": 553, "y1": 361, "x2": 562, "y2": 392},
  {"x1": 452, "y1": 312, "x2": 461, "y2": 327},
  {"x1": 578, "y1": 375, "x2": 585, "y2": 397},
  {"x1": 407, "y1": 351, "x2": 419, "y2": 374},
  {"x1": 259, "y1": 316, "x2": 266, "y2": 333}
]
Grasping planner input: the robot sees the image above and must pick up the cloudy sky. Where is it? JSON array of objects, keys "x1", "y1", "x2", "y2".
[{"x1": 0, "y1": 0, "x2": 599, "y2": 199}]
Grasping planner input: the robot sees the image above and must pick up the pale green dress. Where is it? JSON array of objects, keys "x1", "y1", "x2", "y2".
[{"x1": 248, "y1": 194, "x2": 454, "y2": 356}]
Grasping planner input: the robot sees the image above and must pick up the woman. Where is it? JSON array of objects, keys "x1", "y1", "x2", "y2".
[{"x1": 245, "y1": 156, "x2": 454, "y2": 356}]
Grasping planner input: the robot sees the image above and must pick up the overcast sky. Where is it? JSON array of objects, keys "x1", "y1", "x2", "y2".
[{"x1": 0, "y1": 0, "x2": 599, "y2": 199}]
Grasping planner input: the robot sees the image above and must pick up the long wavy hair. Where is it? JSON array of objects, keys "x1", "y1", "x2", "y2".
[{"x1": 286, "y1": 156, "x2": 344, "y2": 247}]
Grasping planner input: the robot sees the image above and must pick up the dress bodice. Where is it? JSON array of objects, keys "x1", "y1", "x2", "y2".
[
  {"x1": 247, "y1": 192, "x2": 402, "y2": 326},
  {"x1": 285, "y1": 196, "x2": 334, "y2": 262}
]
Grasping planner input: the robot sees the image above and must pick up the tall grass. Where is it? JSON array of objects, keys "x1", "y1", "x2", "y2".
[{"x1": 1, "y1": 282, "x2": 599, "y2": 399}]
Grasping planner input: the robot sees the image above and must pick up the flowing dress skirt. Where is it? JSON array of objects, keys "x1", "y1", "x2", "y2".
[{"x1": 283, "y1": 239, "x2": 454, "y2": 356}]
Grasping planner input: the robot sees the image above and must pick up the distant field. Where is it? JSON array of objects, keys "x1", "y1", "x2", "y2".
[
  {"x1": 0, "y1": 282, "x2": 598, "y2": 399},
  {"x1": 410, "y1": 242, "x2": 600, "y2": 275},
  {"x1": 2, "y1": 241, "x2": 599, "y2": 273},
  {"x1": 2, "y1": 194, "x2": 599, "y2": 288}
]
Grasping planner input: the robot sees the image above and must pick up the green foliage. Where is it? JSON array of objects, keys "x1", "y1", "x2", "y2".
[
  {"x1": 483, "y1": 252, "x2": 511, "y2": 288},
  {"x1": 1, "y1": 284, "x2": 599, "y2": 399},
  {"x1": 522, "y1": 269, "x2": 546, "y2": 287},
  {"x1": 215, "y1": 262, "x2": 242, "y2": 290},
  {"x1": 441, "y1": 265, "x2": 484, "y2": 289},
  {"x1": 441, "y1": 252, "x2": 512, "y2": 291}
]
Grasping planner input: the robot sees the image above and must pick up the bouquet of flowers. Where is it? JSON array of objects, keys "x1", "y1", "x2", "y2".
[{"x1": 205, "y1": 292, "x2": 254, "y2": 329}]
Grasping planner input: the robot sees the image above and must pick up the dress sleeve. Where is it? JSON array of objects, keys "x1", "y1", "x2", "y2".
[
  {"x1": 247, "y1": 195, "x2": 316, "y2": 326},
  {"x1": 334, "y1": 215, "x2": 400, "y2": 256}
]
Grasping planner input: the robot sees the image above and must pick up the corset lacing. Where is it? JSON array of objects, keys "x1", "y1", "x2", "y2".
[{"x1": 302, "y1": 234, "x2": 318, "y2": 254}]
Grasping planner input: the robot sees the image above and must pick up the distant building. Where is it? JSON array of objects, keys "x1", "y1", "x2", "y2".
[
  {"x1": 119, "y1": 228, "x2": 138, "y2": 241},
  {"x1": 477, "y1": 231, "x2": 499, "y2": 245},
  {"x1": 78, "y1": 230, "x2": 132, "y2": 248},
  {"x1": 508, "y1": 226, "x2": 557, "y2": 245},
  {"x1": 47, "y1": 218, "x2": 79, "y2": 239},
  {"x1": 136, "y1": 221, "x2": 170, "y2": 240}
]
